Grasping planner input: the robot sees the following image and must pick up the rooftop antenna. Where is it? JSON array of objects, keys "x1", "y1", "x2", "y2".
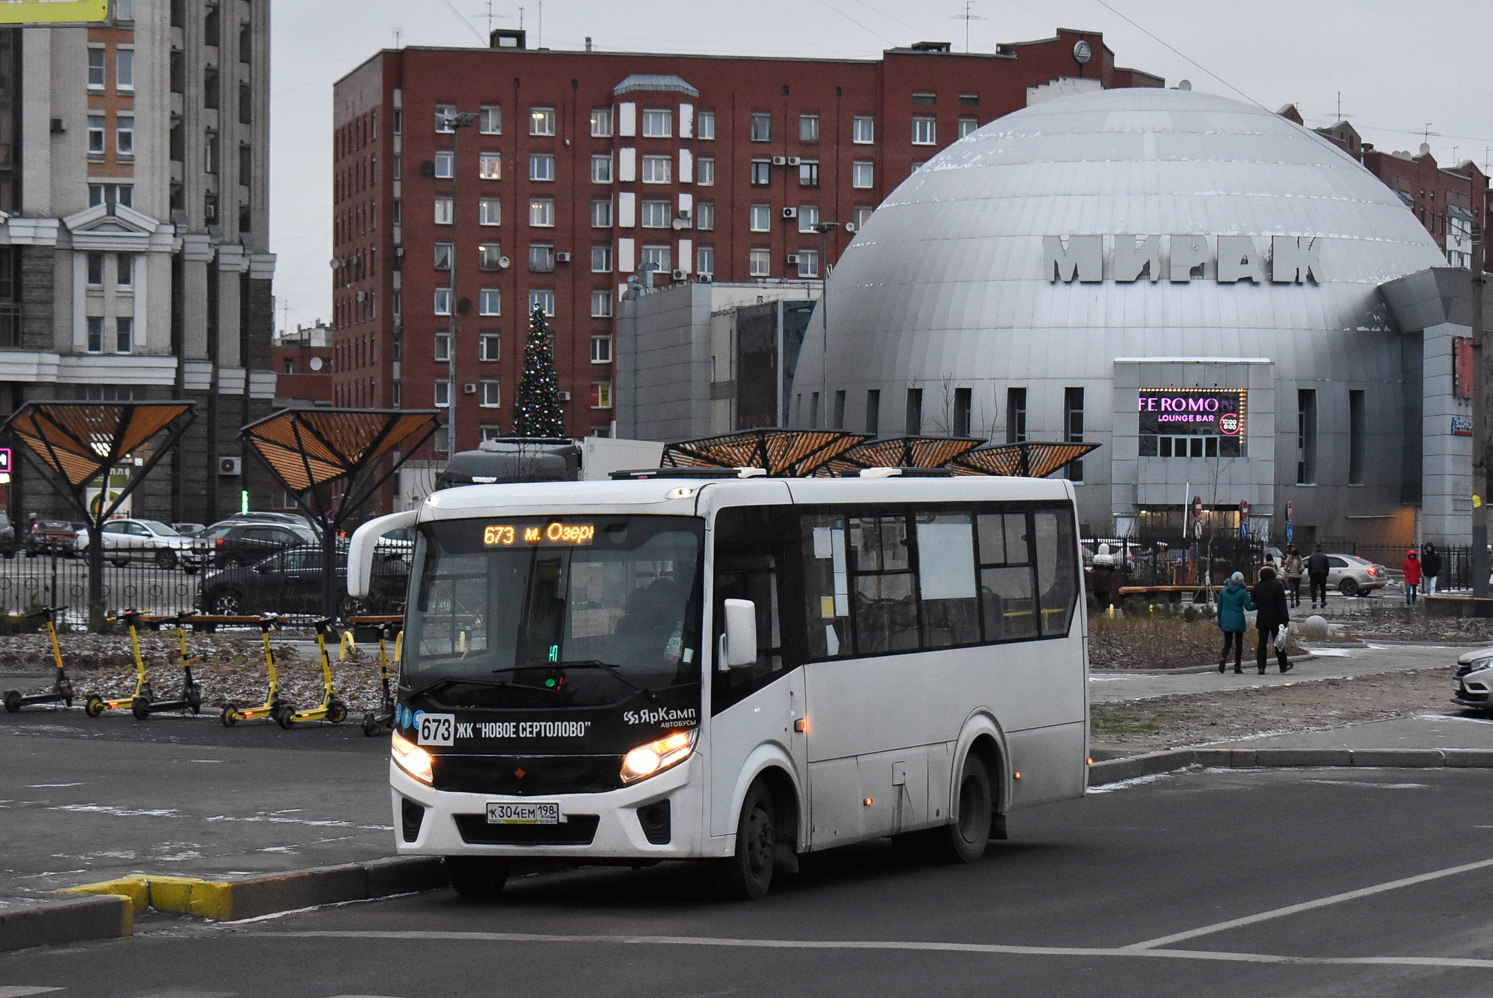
[
  {"x1": 950, "y1": 0, "x2": 985, "y2": 52},
  {"x1": 393, "y1": 27, "x2": 402, "y2": 48}
]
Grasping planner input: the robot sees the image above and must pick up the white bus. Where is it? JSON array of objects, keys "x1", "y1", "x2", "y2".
[{"x1": 349, "y1": 470, "x2": 1088, "y2": 900}]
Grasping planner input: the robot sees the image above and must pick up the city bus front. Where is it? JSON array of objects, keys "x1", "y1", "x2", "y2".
[{"x1": 382, "y1": 502, "x2": 707, "y2": 874}]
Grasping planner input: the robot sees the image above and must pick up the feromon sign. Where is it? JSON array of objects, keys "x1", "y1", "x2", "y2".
[{"x1": 1138, "y1": 389, "x2": 1246, "y2": 438}]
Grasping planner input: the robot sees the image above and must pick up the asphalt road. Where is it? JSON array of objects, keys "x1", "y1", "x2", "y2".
[{"x1": 3, "y1": 765, "x2": 1492, "y2": 997}]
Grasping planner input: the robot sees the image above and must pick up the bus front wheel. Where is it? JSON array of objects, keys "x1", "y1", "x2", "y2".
[
  {"x1": 446, "y1": 856, "x2": 510, "y2": 898},
  {"x1": 712, "y1": 781, "x2": 777, "y2": 900},
  {"x1": 933, "y1": 754, "x2": 992, "y2": 864}
]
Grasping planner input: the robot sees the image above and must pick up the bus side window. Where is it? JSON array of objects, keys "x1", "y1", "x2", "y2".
[
  {"x1": 915, "y1": 514, "x2": 979, "y2": 648},
  {"x1": 713, "y1": 507, "x2": 793, "y2": 713},
  {"x1": 1033, "y1": 509, "x2": 1079, "y2": 636},
  {"x1": 800, "y1": 513, "x2": 852, "y2": 658},
  {"x1": 849, "y1": 515, "x2": 918, "y2": 653},
  {"x1": 976, "y1": 512, "x2": 1037, "y2": 641}
]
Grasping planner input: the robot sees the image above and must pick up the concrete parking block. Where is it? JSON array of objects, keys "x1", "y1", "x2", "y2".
[
  {"x1": 363, "y1": 856, "x2": 449, "y2": 898},
  {"x1": 1228, "y1": 749, "x2": 1258, "y2": 768},
  {"x1": 1192, "y1": 749, "x2": 1235, "y2": 768},
  {"x1": 226, "y1": 863, "x2": 370, "y2": 921},
  {"x1": 0, "y1": 894, "x2": 132, "y2": 953},
  {"x1": 1351, "y1": 749, "x2": 1446, "y2": 768},
  {"x1": 1088, "y1": 749, "x2": 1194, "y2": 785},
  {"x1": 1441, "y1": 748, "x2": 1493, "y2": 767},
  {"x1": 1253, "y1": 748, "x2": 1353, "y2": 767}
]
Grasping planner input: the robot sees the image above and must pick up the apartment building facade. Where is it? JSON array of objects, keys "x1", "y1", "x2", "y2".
[
  {"x1": 330, "y1": 28, "x2": 1161, "y2": 454},
  {"x1": 0, "y1": 0, "x2": 276, "y2": 523}
]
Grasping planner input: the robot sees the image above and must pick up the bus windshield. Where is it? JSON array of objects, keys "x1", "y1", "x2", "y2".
[{"x1": 403, "y1": 515, "x2": 704, "y2": 708}]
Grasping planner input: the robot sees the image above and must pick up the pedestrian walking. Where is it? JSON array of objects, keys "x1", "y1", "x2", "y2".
[
  {"x1": 1216, "y1": 571, "x2": 1255, "y2": 674},
  {"x1": 1306, "y1": 543, "x2": 1330, "y2": 609},
  {"x1": 1283, "y1": 546, "x2": 1304, "y2": 608},
  {"x1": 1402, "y1": 549, "x2": 1421, "y2": 605},
  {"x1": 1421, "y1": 542, "x2": 1441, "y2": 597},
  {"x1": 1257, "y1": 552, "x2": 1278, "y2": 582},
  {"x1": 1089, "y1": 550, "x2": 1115, "y2": 612},
  {"x1": 1252, "y1": 565, "x2": 1292, "y2": 674}
]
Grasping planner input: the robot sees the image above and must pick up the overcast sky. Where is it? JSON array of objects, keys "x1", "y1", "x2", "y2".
[{"x1": 268, "y1": 0, "x2": 1493, "y2": 333}]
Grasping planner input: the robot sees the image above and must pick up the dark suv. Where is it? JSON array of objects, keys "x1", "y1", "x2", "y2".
[{"x1": 194, "y1": 520, "x2": 320, "y2": 568}]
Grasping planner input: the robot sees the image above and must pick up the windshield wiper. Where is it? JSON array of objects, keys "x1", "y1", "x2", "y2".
[
  {"x1": 404, "y1": 675, "x2": 512, "y2": 700},
  {"x1": 539, "y1": 659, "x2": 659, "y2": 702}
]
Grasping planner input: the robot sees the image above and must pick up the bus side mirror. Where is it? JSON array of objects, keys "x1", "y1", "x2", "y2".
[{"x1": 721, "y1": 598, "x2": 757, "y2": 671}]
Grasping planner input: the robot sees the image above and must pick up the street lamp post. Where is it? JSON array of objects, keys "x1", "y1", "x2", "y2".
[
  {"x1": 438, "y1": 110, "x2": 479, "y2": 454},
  {"x1": 812, "y1": 220, "x2": 842, "y2": 428}
]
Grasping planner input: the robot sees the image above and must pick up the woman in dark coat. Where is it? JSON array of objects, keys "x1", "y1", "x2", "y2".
[{"x1": 1252, "y1": 565, "x2": 1292, "y2": 674}]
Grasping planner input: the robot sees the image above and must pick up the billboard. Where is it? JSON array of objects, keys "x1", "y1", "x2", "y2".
[
  {"x1": 0, "y1": 0, "x2": 108, "y2": 23},
  {"x1": 1138, "y1": 389, "x2": 1246, "y2": 439}
]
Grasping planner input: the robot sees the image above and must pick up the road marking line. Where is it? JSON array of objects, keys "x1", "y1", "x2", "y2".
[
  {"x1": 0, "y1": 988, "x2": 65, "y2": 997},
  {"x1": 1126, "y1": 856, "x2": 1493, "y2": 950},
  {"x1": 249, "y1": 929, "x2": 1493, "y2": 969}
]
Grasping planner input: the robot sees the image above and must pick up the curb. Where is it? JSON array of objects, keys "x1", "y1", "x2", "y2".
[
  {"x1": 1, "y1": 856, "x2": 449, "y2": 954},
  {"x1": 1088, "y1": 747, "x2": 1493, "y2": 786}
]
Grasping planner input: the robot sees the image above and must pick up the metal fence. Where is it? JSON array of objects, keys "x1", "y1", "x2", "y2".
[
  {"x1": 1083, "y1": 535, "x2": 1269, "y2": 590},
  {"x1": 1321, "y1": 541, "x2": 1474, "y2": 591}
]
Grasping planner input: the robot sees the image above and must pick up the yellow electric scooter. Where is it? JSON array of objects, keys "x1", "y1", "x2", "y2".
[
  {"x1": 2, "y1": 606, "x2": 74, "y2": 712},
  {"x1": 360, "y1": 619, "x2": 401, "y2": 737},
  {"x1": 220, "y1": 613, "x2": 288, "y2": 726},
  {"x1": 129, "y1": 611, "x2": 203, "y2": 719},
  {"x1": 277, "y1": 616, "x2": 348, "y2": 728},
  {"x1": 84, "y1": 609, "x2": 155, "y2": 718}
]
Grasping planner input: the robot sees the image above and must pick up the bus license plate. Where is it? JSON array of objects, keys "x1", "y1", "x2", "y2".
[{"x1": 487, "y1": 801, "x2": 561, "y2": 825}]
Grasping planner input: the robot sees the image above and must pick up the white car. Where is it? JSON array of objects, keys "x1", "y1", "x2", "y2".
[
  {"x1": 1453, "y1": 647, "x2": 1493, "y2": 717},
  {"x1": 99, "y1": 518, "x2": 197, "y2": 571},
  {"x1": 1323, "y1": 553, "x2": 1388, "y2": 596}
]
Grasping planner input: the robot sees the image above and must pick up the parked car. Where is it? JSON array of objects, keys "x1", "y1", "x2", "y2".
[
  {"x1": 197, "y1": 545, "x2": 407, "y2": 616},
  {"x1": 99, "y1": 518, "x2": 198, "y2": 571},
  {"x1": 193, "y1": 519, "x2": 321, "y2": 568},
  {"x1": 1324, "y1": 552, "x2": 1388, "y2": 596},
  {"x1": 26, "y1": 519, "x2": 82, "y2": 557},
  {"x1": 171, "y1": 522, "x2": 206, "y2": 538},
  {"x1": 0, "y1": 511, "x2": 16, "y2": 558},
  {"x1": 224, "y1": 510, "x2": 318, "y2": 532},
  {"x1": 1452, "y1": 646, "x2": 1493, "y2": 717}
]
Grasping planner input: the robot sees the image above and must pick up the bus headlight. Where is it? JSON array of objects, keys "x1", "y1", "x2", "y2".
[
  {"x1": 391, "y1": 730, "x2": 434, "y2": 785},
  {"x1": 621, "y1": 729, "x2": 696, "y2": 784}
]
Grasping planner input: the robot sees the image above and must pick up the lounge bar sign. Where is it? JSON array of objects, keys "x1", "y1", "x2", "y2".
[{"x1": 1139, "y1": 389, "x2": 1246, "y2": 439}]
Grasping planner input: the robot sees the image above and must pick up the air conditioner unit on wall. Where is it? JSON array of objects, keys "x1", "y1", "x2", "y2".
[
  {"x1": 558, "y1": 390, "x2": 572, "y2": 401},
  {"x1": 463, "y1": 383, "x2": 477, "y2": 394},
  {"x1": 782, "y1": 206, "x2": 797, "y2": 219},
  {"x1": 771, "y1": 155, "x2": 787, "y2": 166},
  {"x1": 671, "y1": 269, "x2": 686, "y2": 280},
  {"x1": 555, "y1": 251, "x2": 572, "y2": 263},
  {"x1": 785, "y1": 253, "x2": 799, "y2": 265},
  {"x1": 218, "y1": 456, "x2": 242, "y2": 476},
  {"x1": 786, "y1": 156, "x2": 801, "y2": 166}
]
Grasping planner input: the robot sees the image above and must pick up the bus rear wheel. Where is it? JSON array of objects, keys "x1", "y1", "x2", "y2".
[
  {"x1": 932, "y1": 754, "x2": 991, "y2": 864},
  {"x1": 712, "y1": 780, "x2": 777, "y2": 900},
  {"x1": 446, "y1": 856, "x2": 510, "y2": 898}
]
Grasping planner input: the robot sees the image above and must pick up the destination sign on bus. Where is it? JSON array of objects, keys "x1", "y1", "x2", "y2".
[{"x1": 483, "y1": 521, "x2": 596, "y2": 546}]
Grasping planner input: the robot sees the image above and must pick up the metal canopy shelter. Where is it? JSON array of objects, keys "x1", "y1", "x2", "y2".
[
  {"x1": 951, "y1": 441, "x2": 1101, "y2": 479},
  {"x1": 0, "y1": 400, "x2": 197, "y2": 610},
  {"x1": 240, "y1": 408, "x2": 440, "y2": 617},
  {"x1": 662, "y1": 429, "x2": 871, "y2": 477}
]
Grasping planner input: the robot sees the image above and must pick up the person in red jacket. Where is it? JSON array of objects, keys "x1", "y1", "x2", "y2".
[{"x1": 1402, "y1": 549, "x2": 1421, "y2": 605}]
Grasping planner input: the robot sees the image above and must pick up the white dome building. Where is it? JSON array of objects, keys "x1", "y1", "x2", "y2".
[{"x1": 792, "y1": 87, "x2": 1473, "y2": 546}]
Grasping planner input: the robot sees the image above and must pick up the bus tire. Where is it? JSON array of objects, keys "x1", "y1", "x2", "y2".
[
  {"x1": 932, "y1": 753, "x2": 991, "y2": 864},
  {"x1": 446, "y1": 856, "x2": 510, "y2": 898},
  {"x1": 712, "y1": 780, "x2": 777, "y2": 900}
]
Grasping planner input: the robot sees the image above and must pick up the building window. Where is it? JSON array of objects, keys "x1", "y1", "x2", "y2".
[
  {"x1": 480, "y1": 425, "x2": 504, "y2": 442},
  {"x1": 434, "y1": 196, "x2": 453, "y2": 225},
  {"x1": 529, "y1": 153, "x2": 555, "y2": 182},
  {"x1": 1064, "y1": 387, "x2": 1084, "y2": 481},
  {"x1": 591, "y1": 290, "x2": 613, "y2": 318},
  {"x1": 590, "y1": 199, "x2": 613, "y2": 227},
  {"x1": 696, "y1": 201, "x2": 715, "y2": 230},
  {"x1": 797, "y1": 249, "x2": 819, "y2": 278},
  {"x1": 750, "y1": 112, "x2": 771, "y2": 142},
  {"x1": 641, "y1": 245, "x2": 671, "y2": 273},
  {"x1": 641, "y1": 154, "x2": 671, "y2": 184},
  {"x1": 479, "y1": 104, "x2": 501, "y2": 134},
  {"x1": 528, "y1": 244, "x2": 555, "y2": 272},
  {"x1": 905, "y1": 388, "x2": 923, "y2": 436},
  {"x1": 852, "y1": 115, "x2": 874, "y2": 144},
  {"x1": 529, "y1": 198, "x2": 555, "y2": 227},
  {"x1": 591, "y1": 154, "x2": 612, "y2": 183},
  {"x1": 591, "y1": 382, "x2": 613, "y2": 409},
  {"x1": 798, "y1": 113, "x2": 821, "y2": 143},
  {"x1": 750, "y1": 160, "x2": 770, "y2": 186},
  {"x1": 87, "y1": 114, "x2": 105, "y2": 155},
  {"x1": 479, "y1": 288, "x2": 502, "y2": 315},
  {"x1": 958, "y1": 117, "x2": 978, "y2": 138},
  {"x1": 529, "y1": 289, "x2": 555, "y2": 316},
  {"x1": 852, "y1": 161, "x2": 873, "y2": 189},
  {"x1": 116, "y1": 48, "x2": 133, "y2": 90},
  {"x1": 853, "y1": 205, "x2": 874, "y2": 229},
  {"x1": 798, "y1": 204, "x2": 820, "y2": 233},
  {"x1": 434, "y1": 380, "x2": 451, "y2": 407},
  {"x1": 529, "y1": 107, "x2": 555, "y2": 136},
  {"x1": 433, "y1": 242, "x2": 453, "y2": 270},
  {"x1": 865, "y1": 389, "x2": 880, "y2": 436},
  {"x1": 87, "y1": 316, "x2": 104, "y2": 352},
  {"x1": 640, "y1": 199, "x2": 671, "y2": 228},
  {"x1": 697, "y1": 157, "x2": 715, "y2": 186},
  {"x1": 912, "y1": 116, "x2": 937, "y2": 145},
  {"x1": 434, "y1": 288, "x2": 452, "y2": 315},
  {"x1": 799, "y1": 159, "x2": 819, "y2": 187},
  {"x1": 434, "y1": 150, "x2": 454, "y2": 178},
  {"x1": 591, "y1": 334, "x2": 612, "y2": 363},
  {"x1": 115, "y1": 317, "x2": 132, "y2": 353},
  {"x1": 433, "y1": 332, "x2": 451, "y2": 362},
  {"x1": 591, "y1": 245, "x2": 612, "y2": 272},
  {"x1": 749, "y1": 204, "x2": 771, "y2": 231},
  {"x1": 833, "y1": 390, "x2": 846, "y2": 429},
  {"x1": 749, "y1": 247, "x2": 770, "y2": 277},
  {"x1": 1297, "y1": 388, "x2": 1317, "y2": 484},
  {"x1": 479, "y1": 242, "x2": 504, "y2": 270},
  {"x1": 480, "y1": 381, "x2": 501, "y2": 407},
  {"x1": 642, "y1": 108, "x2": 672, "y2": 138},
  {"x1": 590, "y1": 107, "x2": 613, "y2": 137},
  {"x1": 1006, "y1": 387, "x2": 1027, "y2": 443},
  {"x1": 912, "y1": 92, "x2": 936, "y2": 106},
  {"x1": 479, "y1": 196, "x2": 502, "y2": 225},
  {"x1": 87, "y1": 47, "x2": 105, "y2": 88},
  {"x1": 89, "y1": 183, "x2": 133, "y2": 210},
  {"x1": 697, "y1": 110, "x2": 715, "y2": 140},
  {"x1": 1349, "y1": 389, "x2": 1366, "y2": 485},
  {"x1": 117, "y1": 254, "x2": 132, "y2": 286},
  {"x1": 696, "y1": 245, "x2": 715, "y2": 275},
  {"x1": 86, "y1": 252, "x2": 104, "y2": 286},
  {"x1": 435, "y1": 103, "x2": 456, "y2": 132},
  {"x1": 479, "y1": 333, "x2": 501, "y2": 361},
  {"x1": 479, "y1": 152, "x2": 501, "y2": 180}
]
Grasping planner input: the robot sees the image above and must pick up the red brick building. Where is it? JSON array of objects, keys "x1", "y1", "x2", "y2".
[
  {"x1": 330, "y1": 29, "x2": 1161, "y2": 452},
  {"x1": 271, "y1": 320, "x2": 333, "y2": 405}
]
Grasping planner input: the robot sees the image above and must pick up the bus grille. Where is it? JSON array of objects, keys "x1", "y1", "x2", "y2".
[
  {"x1": 454, "y1": 814, "x2": 600, "y2": 846},
  {"x1": 433, "y1": 754, "x2": 624, "y2": 796}
]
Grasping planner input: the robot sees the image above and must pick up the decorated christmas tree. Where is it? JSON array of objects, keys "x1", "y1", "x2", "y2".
[{"x1": 512, "y1": 301, "x2": 566, "y2": 437}]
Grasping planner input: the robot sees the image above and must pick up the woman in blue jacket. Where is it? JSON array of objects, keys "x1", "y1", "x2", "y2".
[{"x1": 1217, "y1": 571, "x2": 1255, "y2": 674}]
